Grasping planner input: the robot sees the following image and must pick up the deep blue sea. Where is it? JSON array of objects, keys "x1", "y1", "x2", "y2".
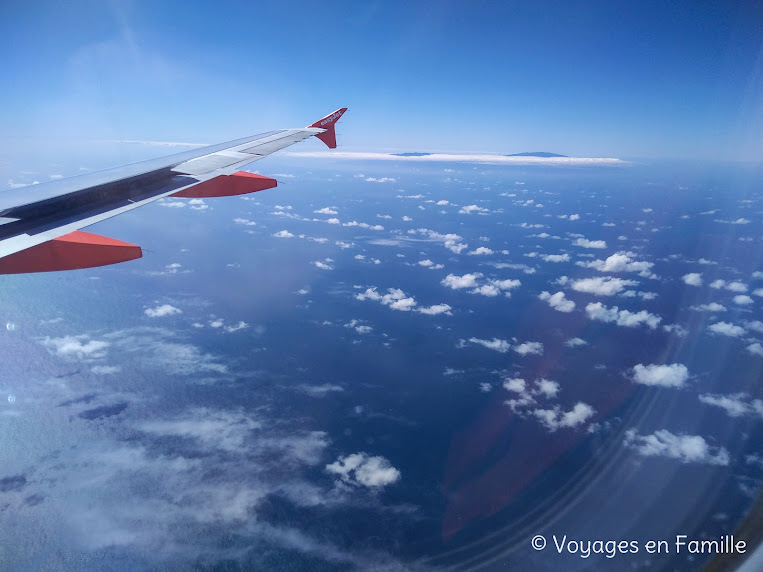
[{"x1": 1, "y1": 152, "x2": 761, "y2": 571}]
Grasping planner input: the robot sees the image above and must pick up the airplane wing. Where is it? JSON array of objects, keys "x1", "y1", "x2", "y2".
[{"x1": 0, "y1": 108, "x2": 348, "y2": 274}]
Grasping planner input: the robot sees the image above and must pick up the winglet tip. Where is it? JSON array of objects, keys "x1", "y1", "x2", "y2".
[{"x1": 308, "y1": 108, "x2": 348, "y2": 149}]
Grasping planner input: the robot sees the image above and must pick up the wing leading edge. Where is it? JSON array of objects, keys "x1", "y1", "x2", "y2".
[{"x1": 0, "y1": 108, "x2": 347, "y2": 274}]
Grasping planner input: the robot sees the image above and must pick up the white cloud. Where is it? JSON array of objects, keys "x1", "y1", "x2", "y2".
[
  {"x1": 42, "y1": 335, "x2": 110, "y2": 359},
  {"x1": 273, "y1": 230, "x2": 294, "y2": 238},
  {"x1": 585, "y1": 302, "x2": 661, "y2": 329},
  {"x1": 342, "y1": 221, "x2": 384, "y2": 230},
  {"x1": 573, "y1": 238, "x2": 607, "y2": 249},
  {"x1": 145, "y1": 304, "x2": 182, "y2": 318},
  {"x1": 727, "y1": 281, "x2": 748, "y2": 292},
  {"x1": 690, "y1": 303, "x2": 726, "y2": 312},
  {"x1": 224, "y1": 321, "x2": 249, "y2": 333},
  {"x1": 313, "y1": 258, "x2": 334, "y2": 270},
  {"x1": 536, "y1": 378, "x2": 560, "y2": 398},
  {"x1": 682, "y1": 273, "x2": 702, "y2": 286},
  {"x1": 503, "y1": 377, "x2": 526, "y2": 393},
  {"x1": 565, "y1": 337, "x2": 588, "y2": 347},
  {"x1": 747, "y1": 342, "x2": 763, "y2": 357},
  {"x1": 355, "y1": 287, "x2": 417, "y2": 311},
  {"x1": 468, "y1": 246, "x2": 494, "y2": 256},
  {"x1": 539, "y1": 291, "x2": 575, "y2": 312},
  {"x1": 297, "y1": 384, "x2": 345, "y2": 397},
  {"x1": 138, "y1": 408, "x2": 261, "y2": 452},
  {"x1": 571, "y1": 277, "x2": 637, "y2": 296},
  {"x1": 624, "y1": 429, "x2": 729, "y2": 465},
  {"x1": 467, "y1": 337, "x2": 511, "y2": 353},
  {"x1": 711, "y1": 280, "x2": 748, "y2": 292},
  {"x1": 533, "y1": 402, "x2": 595, "y2": 431},
  {"x1": 733, "y1": 295, "x2": 753, "y2": 305},
  {"x1": 326, "y1": 453, "x2": 400, "y2": 488},
  {"x1": 410, "y1": 228, "x2": 468, "y2": 254},
  {"x1": 314, "y1": 207, "x2": 338, "y2": 215},
  {"x1": 287, "y1": 150, "x2": 626, "y2": 166},
  {"x1": 233, "y1": 217, "x2": 256, "y2": 226},
  {"x1": 442, "y1": 273, "x2": 481, "y2": 289},
  {"x1": 364, "y1": 177, "x2": 396, "y2": 183},
  {"x1": 513, "y1": 341, "x2": 544, "y2": 355},
  {"x1": 471, "y1": 284, "x2": 501, "y2": 297},
  {"x1": 458, "y1": 204, "x2": 489, "y2": 214},
  {"x1": 631, "y1": 363, "x2": 688, "y2": 388},
  {"x1": 418, "y1": 303, "x2": 452, "y2": 316},
  {"x1": 699, "y1": 393, "x2": 763, "y2": 418},
  {"x1": 708, "y1": 322, "x2": 745, "y2": 337},
  {"x1": 578, "y1": 251, "x2": 654, "y2": 276},
  {"x1": 418, "y1": 259, "x2": 444, "y2": 270},
  {"x1": 569, "y1": 214, "x2": 580, "y2": 221},
  {"x1": 490, "y1": 278, "x2": 522, "y2": 291},
  {"x1": 542, "y1": 253, "x2": 570, "y2": 263}
]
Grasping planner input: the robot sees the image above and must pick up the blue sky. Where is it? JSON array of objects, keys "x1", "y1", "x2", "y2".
[{"x1": 1, "y1": 0, "x2": 761, "y2": 160}]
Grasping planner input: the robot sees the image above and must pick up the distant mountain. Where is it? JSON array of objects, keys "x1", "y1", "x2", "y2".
[
  {"x1": 392, "y1": 152, "x2": 432, "y2": 157},
  {"x1": 505, "y1": 151, "x2": 568, "y2": 158}
]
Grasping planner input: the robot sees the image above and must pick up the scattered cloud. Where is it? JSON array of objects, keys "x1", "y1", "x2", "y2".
[
  {"x1": 442, "y1": 273, "x2": 481, "y2": 290},
  {"x1": 578, "y1": 251, "x2": 654, "y2": 277},
  {"x1": 273, "y1": 230, "x2": 294, "y2": 238},
  {"x1": 708, "y1": 322, "x2": 745, "y2": 337},
  {"x1": 297, "y1": 384, "x2": 345, "y2": 397},
  {"x1": 624, "y1": 429, "x2": 729, "y2": 465},
  {"x1": 467, "y1": 337, "x2": 511, "y2": 353},
  {"x1": 541, "y1": 253, "x2": 570, "y2": 263},
  {"x1": 418, "y1": 303, "x2": 452, "y2": 316},
  {"x1": 690, "y1": 303, "x2": 726, "y2": 312},
  {"x1": 313, "y1": 258, "x2": 335, "y2": 270},
  {"x1": 513, "y1": 341, "x2": 544, "y2": 355},
  {"x1": 571, "y1": 276, "x2": 637, "y2": 296},
  {"x1": 539, "y1": 291, "x2": 575, "y2": 312},
  {"x1": 533, "y1": 402, "x2": 596, "y2": 431},
  {"x1": 418, "y1": 259, "x2": 444, "y2": 270},
  {"x1": 585, "y1": 302, "x2": 661, "y2": 329},
  {"x1": 682, "y1": 273, "x2": 702, "y2": 286},
  {"x1": 573, "y1": 238, "x2": 607, "y2": 249},
  {"x1": 42, "y1": 335, "x2": 110, "y2": 359},
  {"x1": 468, "y1": 246, "x2": 493, "y2": 256},
  {"x1": 565, "y1": 337, "x2": 588, "y2": 347},
  {"x1": 631, "y1": 363, "x2": 689, "y2": 388},
  {"x1": 699, "y1": 393, "x2": 763, "y2": 418},
  {"x1": 459, "y1": 204, "x2": 489, "y2": 214},
  {"x1": 326, "y1": 453, "x2": 400, "y2": 488}
]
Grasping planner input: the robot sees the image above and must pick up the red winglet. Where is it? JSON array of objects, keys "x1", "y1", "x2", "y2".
[
  {"x1": 307, "y1": 108, "x2": 348, "y2": 149},
  {"x1": 0, "y1": 231, "x2": 142, "y2": 274}
]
